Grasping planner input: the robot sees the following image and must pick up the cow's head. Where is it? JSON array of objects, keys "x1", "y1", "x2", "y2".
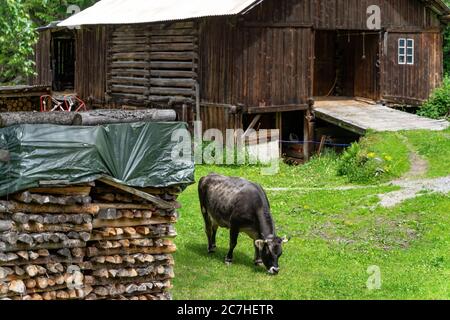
[{"x1": 255, "y1": 236, "x2": 289, "y2": 275}]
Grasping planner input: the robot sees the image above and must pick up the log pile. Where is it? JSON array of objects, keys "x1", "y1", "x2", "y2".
[
  {"x1": 0, "y1": 98, "x2": 37, "y2": 112},
  {"x1": 0, "y1": 85, "x2": 51, "y2": 113},
  {"x1": 0, "y1": 180, "x2": 182, "y2": 300}
]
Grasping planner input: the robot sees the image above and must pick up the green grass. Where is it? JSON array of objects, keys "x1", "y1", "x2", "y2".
[
  {"x1": 402, "y1": 128, "x2": 450, "y2": 178},
  {"x1": 172, "y1": 130, "x2": 450, "y2": 300}
]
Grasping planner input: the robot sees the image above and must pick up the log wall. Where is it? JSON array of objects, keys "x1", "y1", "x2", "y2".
[{"x1": 106, "y1": 22, "x2": 198, "y2": 107}]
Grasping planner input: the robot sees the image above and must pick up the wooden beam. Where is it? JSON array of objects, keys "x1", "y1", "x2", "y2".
[
  {"x1": 314, "y1": 110, "x2": 367, "y2": 136},
  {"x1": 246, "y1": 104, "x2": 308, "y2": 114},
  {"x1": 303, "y1": 100, "x2": 316, "y2": 161},
  {"x1": 243, "y1": 115, "x2": 261, "y2": 137},
  {"x1": 242, "y1": 22, "x2": 313, "y2": 28},
  {"x1": 276, "y1": 113, "x2": 283, "y2": 158},
  {"x1": 97, "y1": 178, "x2": 179, "y2": 210}
]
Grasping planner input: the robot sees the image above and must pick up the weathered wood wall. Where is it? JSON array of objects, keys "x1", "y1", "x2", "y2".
[
  {"x1": 199, "y1": 0, "x2": 444, "y2": 110},
  {"x1": 75, "y1": 26, "x2": 107, "y2": 105},
  {"x1": 31, "y1": 30, "x2": 52, "y2": 86},
  {"x1": 244, "y1": 0, "x2": 441, "y2": 29},
  {"x1": 199, "y1": 17, "x2": 313, "y2": 107},
  {"x1": 381, "y1": 31, "x2": 443, "y2": 103},
  {"x1": 106, "y1": 22, "x2": 198, "y2": 106},
  {"x1": 200, "y1": 104, "x2": 243, "y2": 133}
]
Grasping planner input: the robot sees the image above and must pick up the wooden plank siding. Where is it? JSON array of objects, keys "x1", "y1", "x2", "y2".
[
  {"x1": 243, "y1": 0, "x2": 441, "y2": 29},
  {"x1": 31, "y1": 30, "x2": 52, "y2": 86},
  {"x1": 199, "y1": 0, "x2": 444, "y2": 110},
  {"x1": 381, "y1": 31, "x2": 443, "y2": 102},
  {"x1": 199, "y1": 17, "x2": 313, "y2": 107},
  {"x1": 75, "y1": 26, "x2": 108, "y2": 105}
]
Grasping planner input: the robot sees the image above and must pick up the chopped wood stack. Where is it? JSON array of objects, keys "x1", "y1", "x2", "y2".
[
  {"x1": 0, "y1": 180, "x2": 183, "y2": 300},
  {"x1": 0, "y1": 85, "x2": 51, "y2": 112},
  {"x1": 0, "y1": 98, "x2": 37, "y2": 112}
]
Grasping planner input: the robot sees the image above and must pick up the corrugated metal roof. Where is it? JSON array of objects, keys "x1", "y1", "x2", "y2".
[{"x1": 58, "y1": 0, "x2": 263, "y2": 27}]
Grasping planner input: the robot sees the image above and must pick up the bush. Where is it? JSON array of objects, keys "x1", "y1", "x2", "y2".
[
  {"x1": 336, "y1": 131, "x2": 412, "y2": 184},
  {"x1": 337, "y1": 142, "x2": 394, "y2": 184},
  {"x1": 417, "y1": 76, "x2": 450, "y2": 119}
]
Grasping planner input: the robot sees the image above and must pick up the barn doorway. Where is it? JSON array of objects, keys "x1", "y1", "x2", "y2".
[
  {"x1": 51, "y1": 30, "x2": 75, "y2": 91},
  {"x1": 313, "y1": 30, "x2": 380, "y2": 101}
]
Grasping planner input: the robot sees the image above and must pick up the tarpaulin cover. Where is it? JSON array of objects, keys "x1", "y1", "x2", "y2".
[{"x1": 0, "y1": 122, "x2": 194, "y2": 196}]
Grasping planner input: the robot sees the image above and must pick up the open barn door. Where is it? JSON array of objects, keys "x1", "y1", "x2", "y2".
[
  {"x1": 51, "y1": 30, "x2": 76, "y2": 91},
  {"x1": 313, "y1": 30, "x2": 380, "y2": 102}
]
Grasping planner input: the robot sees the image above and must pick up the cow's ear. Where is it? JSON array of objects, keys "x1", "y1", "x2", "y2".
[{"x1": 255, "y1": 240, "x2": 265, "y2": 250}]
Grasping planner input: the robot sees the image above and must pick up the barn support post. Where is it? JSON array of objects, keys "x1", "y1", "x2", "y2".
[
  {"x1": 303, "y1": 99, "x2": 315, "y2": 161},
  {"x1": 275, "y1": 112, "x2": 283, "y2": 158}
]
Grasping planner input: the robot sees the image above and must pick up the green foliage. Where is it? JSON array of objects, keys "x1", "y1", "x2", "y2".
[
  {"x1": 0, "y1": 0, "x2": 98, "y2": 85},
  {"x1": 0, "y1": 0, "x2": 37, "y2": 84},
  {"x1": 417, "y1": 76, "x2": 450, "y2": 119},
  {"x1": 337, "y1": 132, "x2": 410, "y2": 184},
  {"x1": 23, "y1": 0, "x2": 98, "y2": 26}
]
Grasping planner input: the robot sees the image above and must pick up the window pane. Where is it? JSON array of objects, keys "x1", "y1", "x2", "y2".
[
  {"x1": 399, "y1": 39, "x2": 406, "y2": 47},
  {"x1": 407, "y1": 55, "x2": 413, "y2": 64},
  {"x1": 399, "y1": 48, "x2": 405, "y2": 55},
  {"x1": 407, "y1": 39, "x2": 414, "y2": 48},
  {"x1": 399, "y1": 56, "x2": 405, "y2": 64},
  {"x1": 407, "y1": 48, "x2": 413, "y2": 55}
]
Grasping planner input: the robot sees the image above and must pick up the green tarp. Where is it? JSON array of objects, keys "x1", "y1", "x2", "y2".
[{"x1": 0, "y1": 122, "x2": 194, "y2": 196}]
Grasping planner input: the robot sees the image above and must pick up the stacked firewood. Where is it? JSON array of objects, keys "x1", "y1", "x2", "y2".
[
  {"x1": 0, "y1": 185, "x2": 94, "y2": 300},
  {"x1": 0, "y1": 97, "x2": 37, "y2": 112},
  {"x1": 0, "y1": 180, "x2": 182, "y2": 300}
]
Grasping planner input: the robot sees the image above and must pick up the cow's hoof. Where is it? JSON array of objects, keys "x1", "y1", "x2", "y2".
[
  {"x1": 225, "y1": 258, "x2": 233, "y2": 266},
  {"x1": 254, "y1": 259, "x2": 263, "y2": 266},
  {"x1": 208, "y1": 245, "x2": 216, "y2": 254}
]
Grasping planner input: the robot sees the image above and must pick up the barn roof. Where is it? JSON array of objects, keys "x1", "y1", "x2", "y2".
[
  {"x1": 58, "y1": 0, "x2": 264, "y2": 27},
  {"x1": 57, "y1": 0, "x2": 450, "y2": 27}
]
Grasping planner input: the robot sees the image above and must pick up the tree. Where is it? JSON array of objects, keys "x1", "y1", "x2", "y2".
[
  {"x1": 0, "y1": 0, "x2": 36, "y2": 84},
  {"x1": 0, "y1": 0, "x2": 98, "y2": 85},
  {"x1": 23, "y1": 0, "x2": 98, "y2": 27}
]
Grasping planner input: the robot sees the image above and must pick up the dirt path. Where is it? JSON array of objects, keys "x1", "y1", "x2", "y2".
[{"x1": 378, "y1": 135, "x2": 449, "y2": 207}]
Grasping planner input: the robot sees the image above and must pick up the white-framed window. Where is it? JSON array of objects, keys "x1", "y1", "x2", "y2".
[{"x1": 398, "y1": 38, "x2": 414, "y2": 65}]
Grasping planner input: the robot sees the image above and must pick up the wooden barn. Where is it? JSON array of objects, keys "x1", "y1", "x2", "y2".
[{"x1": 31, "y1": 0, "x2": 450, "y2": 159}]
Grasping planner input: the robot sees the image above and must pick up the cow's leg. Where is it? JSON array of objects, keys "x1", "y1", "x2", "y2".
[
  {"x1": 254, "y1": 244, "x2": 263, "y2": 266},
  {"x1": 225, "y1": 224, "x2": 239, "y2": 265},
  {"x1": 201, "y1": 207, "x2": 216, "y2": 253},
  {"x1": 210, "y1": 223, "x2": 218, "y2": 253}
]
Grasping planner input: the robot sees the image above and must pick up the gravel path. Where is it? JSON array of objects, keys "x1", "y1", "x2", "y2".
[{"x1": 378, "y1": 175, "x2": 450, "y2": 207}]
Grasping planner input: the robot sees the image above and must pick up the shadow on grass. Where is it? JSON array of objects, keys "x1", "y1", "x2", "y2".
[{"x1": 185, "y1": 242, "x2": 268, "y2": 275}]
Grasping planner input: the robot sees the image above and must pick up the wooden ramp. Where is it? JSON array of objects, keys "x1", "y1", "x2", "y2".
[{"x1": 314, "y1": 98, "x2": 449, "y2": 135}]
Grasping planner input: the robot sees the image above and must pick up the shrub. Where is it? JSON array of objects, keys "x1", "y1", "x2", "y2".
[
  {"x1": 337, "y1": 142, "x2": 394, "y2": 184},
  {"x1": 417, "y1": 76, "x2": 450, "y2": 119}
]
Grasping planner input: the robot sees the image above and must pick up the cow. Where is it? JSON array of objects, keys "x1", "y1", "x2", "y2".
[{"x1": 198, "y1": 173, "x2": 288, "y2": 275}]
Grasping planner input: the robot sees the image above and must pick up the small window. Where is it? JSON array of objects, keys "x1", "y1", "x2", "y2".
[{"x1": 398, "y1": 38, "x2": 414, "y2": 65}]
